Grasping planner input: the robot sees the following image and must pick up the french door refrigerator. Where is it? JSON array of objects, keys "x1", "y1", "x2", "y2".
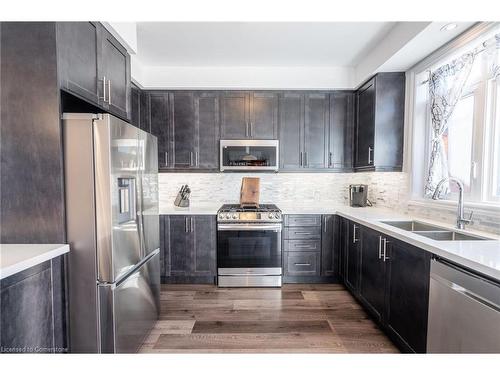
[{"x1": 63, "y1": 113, "x2": 160, "y2": 353}]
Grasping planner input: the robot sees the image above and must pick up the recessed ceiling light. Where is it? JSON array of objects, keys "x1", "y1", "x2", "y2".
[{"x1": 441, "y1": 23, "x2": 458, "y2": 32}]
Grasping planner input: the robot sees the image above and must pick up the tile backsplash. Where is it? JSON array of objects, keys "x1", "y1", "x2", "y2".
[
  {"x1": 159, "y1": 172, "x2": 408, "y2": 209},
  {"x1": 159, "y1": 171, "x2": 499, "y2": 234}
]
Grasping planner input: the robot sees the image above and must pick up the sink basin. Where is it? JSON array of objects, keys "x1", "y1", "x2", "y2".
[
  {"x1": 380, "y1": 220, "x2": 445, "y2": 232},
  {"x1": 413, "y1": 231, "x2": 488, "y2": 241},
  {"x1": 380, "y1": 220, "x2": 492, "y2": 241}
]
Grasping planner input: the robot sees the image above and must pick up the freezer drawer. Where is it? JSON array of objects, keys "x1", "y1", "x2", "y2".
[
  {"x1": 99, "y1": 250, "x2": 160, "y2": 353},
  {"x1": 427, "y1": 259, "x2": 500, "y2": 353}
]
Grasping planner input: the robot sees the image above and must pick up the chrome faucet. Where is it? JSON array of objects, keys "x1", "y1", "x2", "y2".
[{"x1": 432, "y1": 177, "x2": 473, "y2": 230}]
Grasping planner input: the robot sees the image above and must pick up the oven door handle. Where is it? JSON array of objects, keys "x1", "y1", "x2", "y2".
[{"x1": 217, "y1": 224, "x2": 282, "y2": 232}]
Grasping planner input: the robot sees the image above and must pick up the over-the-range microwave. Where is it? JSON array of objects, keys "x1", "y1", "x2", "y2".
[{"x1": 220, "y1": 139, "x2": 279, "y2": 172}]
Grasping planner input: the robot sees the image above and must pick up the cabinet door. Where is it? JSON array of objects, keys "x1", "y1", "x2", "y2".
[
  {"x1": 168, "y1": 216, "x2": 191, "y2": 276},
  {"x1": 338, "y1": 218, "x2": 348, "y2": 282},
  {"x1": 321, "y1": 215, "x2": 338, "y2": 277},
  {"x1": 57, "y1": 22, "x2": 99, "y2": 104},
  {"x1": 249, "y1": 92, "x2": 278, "y2": 139},
  {"x1": 359, "y1": 226, "x2": 386, "y2": 322},
  {"x1": 329, "y1": 91, "x2": 355, "y2": 170},
  {"x1": 385, "y1": 239, "x2": 431, "y2": 353},
  {"x1": 284, "y1": 252, "x2": 320, "y2": 276},
  {"x1": 220, "y1": 92, "x2": 249, "y2": 139},
  {"x1": 190, "y1": 216, "x2": 217, "y2": 277},
  {"x1": 139, "y1": 90, "x2": 151, "y2": 133},
  {"x1": 196, "y1": 92, "x2": 219, "y2": 169},
  {"x1": 98, "y1": 25, "x2": 130, "y2": 119},
  {"x1": 150, "y1": 92, "x2": 170, "y2": 170},
  {"x1": 345, "y1": 221, "x2": 360, "y2": 293},
  {"x1": 355, "y1": 80, "x2": 375, "y2": 169},
  {"x1": 130, "y1": 85, "x2": 140, "y2": 127},
  {"x1": 279, "y1": 93, "x2": 304, "y2": 169},
  {"x1": 160, "y1": 216, "x2": 170, "y2": 277},
  {"x1": 171, "y1": 92, "x2": 196, "y2": 168},
  {"x1": 304, "y1": 93, "x2": 329, "y2": 169}
]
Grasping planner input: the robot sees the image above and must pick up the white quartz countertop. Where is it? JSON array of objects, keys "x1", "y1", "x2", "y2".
[
  {"x1": 0, "y1": 244, "x2": 70, "y2": 280},
  {"x1": 161, "y1": 203, "x2": 500, "y2": 280}
]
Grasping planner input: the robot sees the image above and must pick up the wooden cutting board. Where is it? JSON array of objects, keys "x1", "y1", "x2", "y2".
[{"x1": 240, "y1": 177, "x2": 260, "y2": 208}]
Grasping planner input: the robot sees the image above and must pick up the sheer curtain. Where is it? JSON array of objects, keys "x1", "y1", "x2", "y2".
[{"x1": 423, "y1": 52, "x2": 475, "y2": 197}]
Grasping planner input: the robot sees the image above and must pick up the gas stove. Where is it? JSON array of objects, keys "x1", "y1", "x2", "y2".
[{"x1": 217, "y1": 204, "x2": 282, "y2": 223}]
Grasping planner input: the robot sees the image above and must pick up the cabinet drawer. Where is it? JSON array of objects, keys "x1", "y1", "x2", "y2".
[
  {"x1": 284, "y1": 215, "x2": 321, "y2": 227},
  {"x1": 284, "y1": 252, "x2": 320, "y2": 276},
  {"x1": 284, "y1": 239, "x2": 321, "y2": 252},
  {"x1": 284, "y1": 226, "x2": 321, "y2": 240}
]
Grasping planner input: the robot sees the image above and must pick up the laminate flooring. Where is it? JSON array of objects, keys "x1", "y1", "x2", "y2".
[{"x1": 139, "y1": 284, "x2": 399, "y2": 353}]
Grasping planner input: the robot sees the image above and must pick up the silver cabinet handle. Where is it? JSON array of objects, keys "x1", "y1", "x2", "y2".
[
  {"x1": 294, "y1": 263, "x2": 311, "y2": 266},
  {"x1": 195, "y1": 152, "x2": 199, "y2": 167},
  {"x1": 108, "y1": 79, "x2": 111, "y2": 105},
  {"x1": 250, "y1": 122, "x2": 253, "y2": 137},
  {"x1": 353, "y1": 224, "x2": 359, "y2": 243},
  {"x1": 100, "y1": 76, "x2": 107, "y2": 102},
  {"x1": 295, "y1": 232, "x2": 314, "y2": 236},
  {"x1": 368, "y1": 146, "x2": 373, "y2": 164},
  {"x1": 378, "y1": 235, "x2": 383, "y2": 259},
  {"x1": 165, "y1": 152, "x2": 168, "y2": 166},
  {"x1": 245, "y1": 122, "x2": 249, "y2": 137},
  {"x1": 328, "y1": 152, "x2": 332, "y2": 167},
  {"x1": 293, "y1": 244, "x2": 315, "y2": 249},
  {"x1": 304, "y1": 152, "x2": 307, "y2": 167},
  {"x1": 382, "y1": 238, "x2": 390, "y2": 262},
  {"x1": 190, "y1": 217, "x2": 194, "y2": 233},
  {"x1": 184, "y1": 217, "x2": 189, "y2": 232},
  {"x1": 190, "y1": 151, "x2": 194, "y2": 167},
  {"x1": 300, "y1": 152, "x2": 303, "y2": 167}
]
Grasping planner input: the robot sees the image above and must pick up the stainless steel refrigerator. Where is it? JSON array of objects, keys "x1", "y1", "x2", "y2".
[{"x1": 63, "y1": 113, "x2": 160, "y2": 353}]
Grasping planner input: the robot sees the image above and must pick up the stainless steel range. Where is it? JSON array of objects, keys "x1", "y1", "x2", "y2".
[{"x1": 217, "y1": 204, "x2": 282, "y2": 287}]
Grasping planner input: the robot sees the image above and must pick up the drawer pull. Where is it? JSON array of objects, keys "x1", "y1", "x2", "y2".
[
  {"x1": 294, "y1": 232, "x2": 314, "y2": 235},
  {"x1": 294, "y1": 263, "x2": 311, "y2": 266},
  {"x1": 294, "y1": 244, "x2": 315, "y2": 248}
]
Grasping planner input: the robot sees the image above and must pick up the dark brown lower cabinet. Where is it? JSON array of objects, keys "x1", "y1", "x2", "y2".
[
  {"x1": 342, "y1": 221, "x2": 431, "y2": 353},
  {"x1": 385, "y1": 238, "x2": 431, "y2": 353},
  {"x1": 161, "y1": 215, "x2": 216, "y2": 283}
]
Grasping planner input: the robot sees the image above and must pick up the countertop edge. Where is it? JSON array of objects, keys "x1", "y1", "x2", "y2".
[{"x1": 0, "y1": 244, "x2": 70, "y2": 280}]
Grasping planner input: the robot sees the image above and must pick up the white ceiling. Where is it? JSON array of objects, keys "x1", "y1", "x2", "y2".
[{"x1": 136, "y1": 22, "x2": 396, "y2": 67}]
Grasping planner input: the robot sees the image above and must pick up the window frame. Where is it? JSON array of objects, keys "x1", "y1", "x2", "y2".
[{"x1": 407, "y1": 22, "x2": 500, "y2": 213}]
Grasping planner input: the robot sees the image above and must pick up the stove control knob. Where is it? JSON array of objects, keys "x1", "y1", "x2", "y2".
[
  {"x1": 219, "y1": 213, "x2": 224, "y2": 219},
  {"x1": 225, "y1": 214, "x2": 231, "y2": 219},
  {"x1": 268, "y1": 213, "x2": 274, "y2": 219},
  {"x1": 275, "y1": 213, "x2": 280, "y2": 219},
  {"x1": 232, "y1": 214, "x2": 238, "y2": 219}
]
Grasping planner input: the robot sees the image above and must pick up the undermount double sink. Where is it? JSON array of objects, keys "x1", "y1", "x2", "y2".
[{"x1": 380, "y1": 220, "x2": 491, "y2": 241}]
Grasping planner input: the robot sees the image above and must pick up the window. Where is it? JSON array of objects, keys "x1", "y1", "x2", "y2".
[{"x1": 411, "y1": 24, "x2": 500, "y2": 206}]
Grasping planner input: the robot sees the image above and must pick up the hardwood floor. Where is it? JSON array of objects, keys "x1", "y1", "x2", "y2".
[{"x1": 139, "y1": 284, "x2": 399, "y2": 353}]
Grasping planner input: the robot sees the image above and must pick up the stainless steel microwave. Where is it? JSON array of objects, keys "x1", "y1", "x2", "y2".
[{"x1": 220, "y1": 140, "x2": 279, "y2": 172}]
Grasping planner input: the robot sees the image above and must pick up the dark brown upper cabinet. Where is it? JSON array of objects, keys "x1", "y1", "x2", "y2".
[
  {"x1": 149, "y1": 92, "x2": 171, "y2": 170},
  {"x1": 220, "y1": 91, "x2": 278, "y2": 139},
  {"x1": 57, "y1": 22, "x2": 131, "y2": 120},
  {"x1": 354, "y1": 72, "x2": 405, "y2": 171},
  {"x1": 279, "y1": 92, "x2": 329, "y2": 170},
  {"x1": 170, "y1": 91, "x2": 219, "y2": 171},
  {"x1": 329, "y1": 91, "x2": 355, "y2": 171}
]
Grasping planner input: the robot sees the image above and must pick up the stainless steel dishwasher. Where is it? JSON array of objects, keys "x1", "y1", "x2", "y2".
[{"x1": 427, "y1": 258, "x2": 500, "y2": 353}]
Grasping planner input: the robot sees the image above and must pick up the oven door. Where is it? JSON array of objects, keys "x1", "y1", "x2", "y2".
[{"x1": 217, "y1": 223, "x2": 282, "y2": 275}]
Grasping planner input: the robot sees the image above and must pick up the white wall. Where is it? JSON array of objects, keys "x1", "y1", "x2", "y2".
[{"x1": 135, "y1": 64, "x2": 355, "y2": 90}]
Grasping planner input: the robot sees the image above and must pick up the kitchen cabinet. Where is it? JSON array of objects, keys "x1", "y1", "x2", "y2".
[
  {"x1": 321, "y1": 214, "x2": 339, "y2": 277},
  {"x1": 359, "y1": 226, "x2": 387, "y2": 322},
  {"x1": 169, "y1": 91, "x2": 220, "y2": 170},
  {"x1": 354, "y1": 73, "x2": 405, "y2": 171},
  {"x1": 220, "y1": 92, "x2": 278, "y2": 140},
  {"x1": 385, "y1": 238, "x2": 431, "y2": 353},
  {"x1": 329, "y1": 91, "x2": 355, "y2": 171},
  {"x1": 284, "y1": 252, "x2": 321, "y2": 276},
  {"x1": 0, "y1": 256, "x2": 67, "y2": 353},
  {"x1": 57, "y1": 22, "x2": 100, "y2": 105},
  {"x1": 97, "y1": 26, "x2": 131, "y2": 119},
  {"x1": 149, "y1": 92, "x2": 171, "y2": 170},
  {"x1": 304, "y1": 93, "x2": 329, "y2": 169},
  {"x1": 131, "y1": 84, "x2": 140, "y2": 127},
  {"x1": 344, "y1": 220, "x2": 361, "y2": 293},
  {"x1": 278, "y1": 93, "x2": 329, "y2": 170},
  {"x1": 57, "y1": 22, "x2": 131, "y2": 120},
  {"x1": 161, "y1": 215, "x2": 217, "y2": 282},
  {"x1": 139, "y1": 90, "x2": 151, "y2": 132}
]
